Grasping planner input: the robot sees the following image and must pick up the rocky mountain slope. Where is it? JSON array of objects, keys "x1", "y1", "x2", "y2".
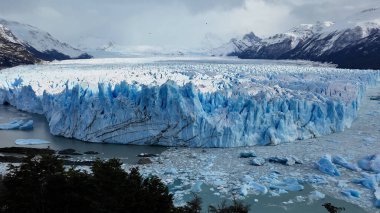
[
  {"x1": 0, "y1": 19, "x2": 91, "y2": 68},
  {"x1": 0, "y1": 25, "x2": 40, "y2": 68},
  {"x1": 213, "y1": 8, "x2": 380, "y2": 69}
]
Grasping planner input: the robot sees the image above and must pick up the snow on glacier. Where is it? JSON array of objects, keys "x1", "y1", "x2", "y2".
[{"x1": 0, "y1": 57, "x2": 378, "y2": 147}]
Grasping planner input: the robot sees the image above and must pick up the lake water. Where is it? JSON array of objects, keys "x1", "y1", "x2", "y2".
[
  {"x1": 0, "y1": 104, "x2": 369, "y2": 213},
  {"x1": 0, "y1": 105, "x2": 167, "y2": 164},
  {"x1": 185, "y1": 184, "x2": 367, "y2": 213}
]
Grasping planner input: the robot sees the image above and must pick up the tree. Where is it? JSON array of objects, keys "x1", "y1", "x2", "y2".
[{"x1": 0, "y1": 155, "x2": 175, "y2": 213}]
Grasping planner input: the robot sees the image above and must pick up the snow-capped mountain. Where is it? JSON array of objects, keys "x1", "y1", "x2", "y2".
[
  {"x1": 213, "y1": 8, "x2": 380, "y2": 69},
  {"x1": 0, "y1": 19, "x2": 91, "y2": 63},
  {"x1": 0, "y1": 24, "x2": 40, "y2": 68}
]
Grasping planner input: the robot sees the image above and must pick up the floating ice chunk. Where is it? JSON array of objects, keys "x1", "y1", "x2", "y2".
[
  {"x1": 283, "y1": 200, "x2": 294, "y2": 205},
  {"x1": 164, "y1": 168, "x2": 178, "y2": 175},
  {"x1": 249, "y1": 181, "x2": 268, "y2": 194},
  {"x1": 251, "y1": 157, "x2": 266, "y2": 166},
  {"x1": 19, "y1": 120, "x2": 34, "y2": 130},
  {"x1": 302, "y1": 175, "x2": 328, "y2": 185},
  {"x1": 337, "y1": 180, "x2": 348, "y2": 188},
  {"x1": 371, "y1": 155, "x2": 380, "y2": 173},
  {"x1": 375, "y1": 188, "x2": 380, "y2": 208},
  {"x1": 267, "y1": 156, "x2": 301, "y2": 166},
  {"x1": 213, "y1": 179, "x2": 226, "y2": 186},
  {"x1": 191, "y1": 181, "x2": 202, "y2": 193},
  {"x1": 352, "y1": 173, "x2": 378, "y2": 190},
  {"x1": 239, "y1": 151, "x2": 256, "y2": 158},
  {"x1": 239, "y1": 184, "x2": 249, "y2": 196},
  {"x1": 358, "y1": 154, "x2": 380, "y2": 173},
  {"x1": 308, "y1": 190, "x2": 325, "y2": 203},
  {"x1": 240, "y1": 175, "x2": 253, "y2": 183},
  {"x1": 341, "y1": 189, "x2": 360, "y2": 198},
  {"x1": 295, "y1": 196, "x2": 305, "y2": 202},
  {"x1": 332, "y1": 155, "x2": 360, "y2": 171},
  {"x1": 0, "y1": 119, "x2": 34, "y2": 130},
  {"x1": 0, "y1": 120, "x2": 24, "y2": 130},
  {"x1": 316, "y1": 154, "x2": 341, "y2": 176},
  {"x1": 15, "y1": 139, "x2": 50, "y2": 145},
  {"x1": 270, "y1": 178, "x2": 304, "y2": 192}
]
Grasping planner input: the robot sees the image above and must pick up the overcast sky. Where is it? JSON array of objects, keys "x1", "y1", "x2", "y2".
[{"x1": 0, "y1": 0, "x2": 379, "y2": 49}]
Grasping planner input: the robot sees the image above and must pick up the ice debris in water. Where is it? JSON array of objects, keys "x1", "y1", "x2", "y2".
[
  {"x1": 316, "y1": 154, "x2": 341, "y2": 176},
  {"x1": 358, "y1": 154, "x2": 380, "y2": 173},
  {"x1": 341, "y1": 189, "x2": 361, "y2": 199},
  {"x1": 308, "y1": 190, "x2": 325, "y2": 203},
  {"x1": 267, "y1": 156, "x2": 302, "y2": 166},
  {"x1": 191, "y1": 181, "x2": 203, "y2": 193},
  {"x1": 332, "y1": 155, "x2": 360, "y2": 171},
  {"x1": 269, "y1": 178, "x2": 304, "y2": 192},
  {"x1": 15, "y1": 139, "x2": 50, "y2": 145},
  {"x1": 352, "y1": 173, "x2": 378, "y2": 190},
  {"x1": 375, "y1": 188, "x2": 380, "y2": 208},
  {"x1": 0, "y1": 120, "x2": 33, "y2": 130},
  {"x1": 251, "y1": 157, "x2": 266, "y2": 166},
  {"x1": 239, "y1": 151, "x2": 257, "y2": 158}
]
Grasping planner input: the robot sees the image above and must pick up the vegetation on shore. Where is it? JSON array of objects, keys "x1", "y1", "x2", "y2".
[{"x1": 0, "y1": 154, "x2": 249, "y2": 213}]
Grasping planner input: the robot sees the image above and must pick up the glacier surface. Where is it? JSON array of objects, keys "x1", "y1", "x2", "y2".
[{"x1": 0, "y1": 58, "x2": 378, "y2": 147}]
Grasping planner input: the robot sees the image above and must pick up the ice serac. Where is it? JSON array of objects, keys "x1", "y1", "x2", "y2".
[{"x1": 0, "y1": 59, "x2": 378, "y2": 147}]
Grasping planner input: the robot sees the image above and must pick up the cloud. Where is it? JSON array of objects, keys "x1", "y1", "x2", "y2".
[{"x1": 0, "y1": 0, "x2": 378, "y2": 49}]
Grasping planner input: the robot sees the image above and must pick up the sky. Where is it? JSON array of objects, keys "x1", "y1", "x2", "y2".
[{"x1": 0, "y1": 0, "x2": 379, "y2": 50}]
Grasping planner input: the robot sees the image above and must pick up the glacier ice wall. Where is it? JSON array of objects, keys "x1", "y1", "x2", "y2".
[{"x1": 0, "y1": 59, "x2": 378, "y2": 147}]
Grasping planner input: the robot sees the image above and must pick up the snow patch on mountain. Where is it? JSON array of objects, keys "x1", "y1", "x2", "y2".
[
  {"x1": 212, "y1": 8, "x2": 380, "y2": 69},
  {"x1": 0, "y1": 25, "x2": 18, "y2": 44},
  {"x1": 0, "y1": 19, "x2": 87, "y2": 59}
]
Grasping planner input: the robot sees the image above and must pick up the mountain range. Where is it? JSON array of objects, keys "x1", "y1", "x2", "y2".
[
  {"x1": 212, "y1": 8, "x2": 380, "y2": 69},
  {"x1": 0, "y1": 19, "x2": 91, "y2": 68}
]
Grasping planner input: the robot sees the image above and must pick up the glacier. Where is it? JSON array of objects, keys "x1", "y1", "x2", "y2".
[{"x1": 0, "y1": 58, "x2": 378, "y2": 147}]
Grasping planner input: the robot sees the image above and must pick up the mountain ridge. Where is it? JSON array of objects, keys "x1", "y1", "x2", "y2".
[
  {"x1": 212, "y1": 8, "x2": 380, "y2": 69},
  {"x1": 0, "y1": 19, "x2": 91, "y2": 68}
]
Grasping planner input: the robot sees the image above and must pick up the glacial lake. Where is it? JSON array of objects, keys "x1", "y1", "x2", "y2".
[
  {"x1": 0, "y1": 104, "x2": 167, "y2": 164},
  {"x1": 0, "y1": 104, "x2": 368, "y2": 213}
]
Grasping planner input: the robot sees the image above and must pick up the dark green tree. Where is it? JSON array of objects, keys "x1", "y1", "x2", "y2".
[{"x1": 0, "y1": 155, "x2": 175, "y2": 213}]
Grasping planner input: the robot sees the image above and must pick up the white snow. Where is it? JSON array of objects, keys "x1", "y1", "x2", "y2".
[
  {"x1": 0, "y1": 24, "x2": 19, "y2": 44},
  {"x1": 15, "y1": 139, "x2": 51, "y2": 145},
  {"x1": 0, "y1": 19, "x2": 85, "y2": 58},
  {"x1": 212, "y1": 8, "x2": 380, "y2": 57}
]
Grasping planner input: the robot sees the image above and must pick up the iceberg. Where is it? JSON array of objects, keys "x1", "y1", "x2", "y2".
[
  {"x1": 375, "y1": 188, "x2": 380, "y2": 208},
  {"x1": 249, "y1": 181, "x2": 268, "y2": 194},
  {"x1": 269, "y1": 178, "x2": 304, "y2": 192},
  {"x1": 0, "y1": 58, "x2": 378, "y2": 147},
  {"x1": 251, "y1": 157, "x2": 266, "y2": 166},
  {"x1": 358, "y1": 154, "x2": 380, "y2": 173},
  {"x1": 0, "y1": 119, "x2": 33, "y2": 130},
  {"x1": 316, "y1": 154, "x2": 341, "y2": 176},
  {"x1": 239, "y1": 151, "x2": 257, "y2": 158},
  {"x1": 341, "y1": 189, "x2": 361, "y2": 198},
  {"x1": 191, "y1": 181, "x2": 203, "y2": 193},
  {"x1": 0, "y1": 120, "x2": 24, "y2": 130},
  {"x1": 352, "y1": 173, "x2": 378, "y2": 190},
  {"x1": 332, "y1": 155, "x2": 360, "y2": 171},
  {"x1": 15, "y1": 139, "x2": 51, "y2": 145},
  {"x1": 308, "y1": 190, "x2": 325, "y2": 202},
  {"x1": 19, "y1": 120, "x2": 34, "y2": 130}
]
